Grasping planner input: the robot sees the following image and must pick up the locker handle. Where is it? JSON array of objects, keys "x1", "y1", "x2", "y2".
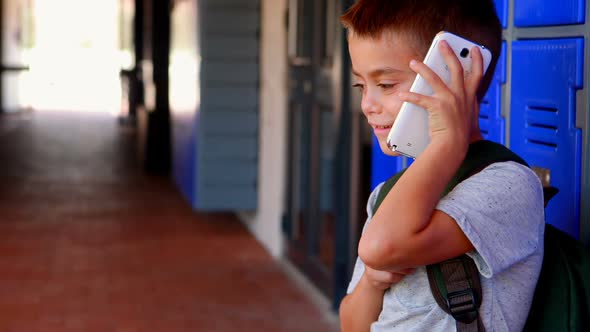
[{"x1": 532, "y1": 166, "x2": 551, "y2": 187}]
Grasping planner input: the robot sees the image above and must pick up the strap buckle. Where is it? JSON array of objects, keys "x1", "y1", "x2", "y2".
[{"x1": 446, "y1": 288, "x2": 478, "y2": 323}]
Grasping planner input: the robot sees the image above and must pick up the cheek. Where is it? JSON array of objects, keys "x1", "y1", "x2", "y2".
[
  {"x1": 382, "y1": 96, "x2": 403, "y2": 118},
  {"x1": 383, "y1": 81, "x2": 413, "y2": 118}
]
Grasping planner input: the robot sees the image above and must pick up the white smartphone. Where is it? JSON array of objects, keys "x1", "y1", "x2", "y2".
[{"x1": 386, "y1": 31, "x2": 493, "y2": 159}]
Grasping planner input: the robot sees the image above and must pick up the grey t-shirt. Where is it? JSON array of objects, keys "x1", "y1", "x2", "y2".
[{"x1": 347, "y1": 161, "x2": 545, "y2": 332}]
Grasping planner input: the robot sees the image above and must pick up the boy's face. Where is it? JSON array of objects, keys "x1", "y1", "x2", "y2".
[{"x1": 349, "y1": 31, "x2": 421, "y2": 156}]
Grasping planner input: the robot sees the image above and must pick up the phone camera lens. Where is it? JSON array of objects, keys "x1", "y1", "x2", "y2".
[{"x1": 460, "y1": 48, "x2": 470, "y2": 58}]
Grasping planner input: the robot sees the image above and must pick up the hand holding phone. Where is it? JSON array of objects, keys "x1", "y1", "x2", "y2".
[{"x1": 386, "y1": 31, "x2": 493, "y2": 159}]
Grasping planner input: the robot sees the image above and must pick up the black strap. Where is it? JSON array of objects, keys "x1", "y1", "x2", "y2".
[{"x1": 427, "y1": 257, "x2": 485, "y2": 332}]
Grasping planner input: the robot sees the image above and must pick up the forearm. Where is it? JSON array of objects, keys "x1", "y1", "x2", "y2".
[
  {"x1": 378, "y1": 139, "x2": 465, "y2": 232},
  {"x1": 360, "y1": 139, "x2": 466, "y2": 268},
  {"x1": 339, "y1": 274, "x2": 385, "y2": 332}
]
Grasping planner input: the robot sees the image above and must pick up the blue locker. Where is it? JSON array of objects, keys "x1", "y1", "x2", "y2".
[
  {"x1": 480, "y1": 42, "x2": 507, "y2": 144},
  {"x1": 511, "y1": 38, "x2": 584, "y2": 238},
  {"x1": 514, "y1": 0, "x2": 586, "y2": 27},
  {"x1": 371, "y1": 135, "x2": 404, "y2": 190},
  {"x1": 494, "y1": 0, "x2": 508, "y2": 28}
]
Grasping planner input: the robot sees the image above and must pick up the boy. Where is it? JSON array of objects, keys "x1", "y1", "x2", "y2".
[{"x1": 338, "y1": 1, "x2": 545, "y2": 331}]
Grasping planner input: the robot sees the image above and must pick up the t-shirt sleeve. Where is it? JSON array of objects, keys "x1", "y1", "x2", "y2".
[
  {"x1": 346, "y1": 182, "x2": 385, "y2": 294},
  {"x1": 436, "y1": 161, "x2": 545, "y2": 278}
]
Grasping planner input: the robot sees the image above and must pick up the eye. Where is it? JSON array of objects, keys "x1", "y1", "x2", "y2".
[
  {"x1": 352, "y1": 83, "x2": 364, "y2": 91},
  {"x1": 377, "y1": 83, "x2": 396, "y2": 90}
]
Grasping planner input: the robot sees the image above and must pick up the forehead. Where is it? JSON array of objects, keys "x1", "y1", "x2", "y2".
[{"x1": 348, "y1": 32, "x2": 421, "y2": 75}]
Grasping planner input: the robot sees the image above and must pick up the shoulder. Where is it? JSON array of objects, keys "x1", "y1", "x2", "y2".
[
  {"x1": 476, "y1": 160, "x2": 539, "y2": 183},
  {"x1": 437, "y1": 161, "x2": 545, "y2": 276},
  {"x1": 366, "y1": 182, "x2": 386, "y2": 218},
  {"x1": 442, "y1": 160, "x2": 545, "y2": 222},
  {"x1": 450, "y1": 160, "x2": 544, "y2": 208}
]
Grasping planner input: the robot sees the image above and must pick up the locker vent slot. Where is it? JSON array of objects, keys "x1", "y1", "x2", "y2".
[
  {"x1": 528, "y1": 123, "x2": 558, "y2": 130},
  {"x1": 528, "y1": 105, "x2": 557, "y2": 113},
  {"x1": 525, "y1": 105, "x2": 559, "y2": 149},
  {"x1": 526, "y1": 139, "x2": 557, "y2": 148}
]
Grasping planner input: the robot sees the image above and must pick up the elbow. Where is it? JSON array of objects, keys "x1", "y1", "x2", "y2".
[{"x1": 358, "y1": 233, "x2": 402, "y2": 270}]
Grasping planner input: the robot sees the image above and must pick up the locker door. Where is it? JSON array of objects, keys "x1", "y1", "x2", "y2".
[
  {"x1": 511, "y1": 38, "x2": 584, "y2": 238},
  {"x1": 494, "y1": 0, "x2": 509, "y2": 28},
  {"x1": 514, "y1": 0, "x2": 586, "y2": 26}
]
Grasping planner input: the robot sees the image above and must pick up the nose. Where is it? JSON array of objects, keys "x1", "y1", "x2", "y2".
[{"x1": 361, "y1": 90, "x2": 381, "y2": 116}]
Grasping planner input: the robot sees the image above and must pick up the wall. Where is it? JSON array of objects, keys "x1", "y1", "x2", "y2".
[
  {"x1": 239, "y1": 0, "x2": 288, "y2": 257},
  {"x1": 170, "y1": 0, "x2": 199, "y2": 203},
  {"x1": 170, "y1": 0, "x2": 260, "y2": 211}
]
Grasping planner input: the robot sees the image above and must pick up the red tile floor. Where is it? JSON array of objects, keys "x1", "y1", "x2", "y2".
[{"x1": 0, "y1": 111, "x2": 338, "y2": 332}]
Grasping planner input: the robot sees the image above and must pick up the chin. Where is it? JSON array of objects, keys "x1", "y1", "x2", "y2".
[{"x1": 383, "y1": 150, "x2": 402, "y2": 157}]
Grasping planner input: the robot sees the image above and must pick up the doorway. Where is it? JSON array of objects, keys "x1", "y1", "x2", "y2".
[{"x1": 283, "y1": 0, "x2": 363, "y2": 309}]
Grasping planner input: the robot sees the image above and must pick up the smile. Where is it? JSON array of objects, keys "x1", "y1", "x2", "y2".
[{"x1": 374, "y1": 124, "x2": 392, "y2": 130}]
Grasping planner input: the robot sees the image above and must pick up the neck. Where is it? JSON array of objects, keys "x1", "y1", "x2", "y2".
[{"x1": 469, "y1": 131, "x2": 484, "y2": 144}]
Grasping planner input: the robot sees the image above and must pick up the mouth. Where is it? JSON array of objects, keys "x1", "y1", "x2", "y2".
[
  {"x1": 373, "y1": 124, "x2": 392, "y2": 130},
  {"x1": 371, "y1": 123, "x2": 393, "y2": 134},
  {"x1": 371, "y1": 124, "x2": 393, "y2": 138}
]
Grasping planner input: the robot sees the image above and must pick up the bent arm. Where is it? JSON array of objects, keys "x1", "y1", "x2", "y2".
[
  {"x1": 359, "y1": 140, "x2": 473, "y2": 270},
  {"x1": 339, "y1": 273, "x2": 384, "y2": 332}
]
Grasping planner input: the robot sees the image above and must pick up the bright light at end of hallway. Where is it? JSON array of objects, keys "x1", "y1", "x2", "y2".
[{"x1": 26, "y1": 0, "x2": 122, "y2": 114}]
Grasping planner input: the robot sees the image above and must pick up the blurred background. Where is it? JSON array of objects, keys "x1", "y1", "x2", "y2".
[
  {"x1": 4, "y1": 0, "x2": 122, "y2": 112},
  {"x1": 0, "y1": 0, "x2": 588, "y2": 330}
]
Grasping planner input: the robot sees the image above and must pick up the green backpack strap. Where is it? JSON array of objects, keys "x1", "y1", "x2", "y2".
[{"x1": 373, "y1": 140, "x2": 529, "y2": 332}]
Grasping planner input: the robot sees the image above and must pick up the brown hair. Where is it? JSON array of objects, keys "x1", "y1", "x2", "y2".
[{"x1": 341, "y1": 0, "x2": 502, "y2": 100}]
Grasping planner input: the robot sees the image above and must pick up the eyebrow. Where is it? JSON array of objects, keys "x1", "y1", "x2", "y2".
[{"x1": 352, "y1": 67, "x2": 405, "y2": 78}]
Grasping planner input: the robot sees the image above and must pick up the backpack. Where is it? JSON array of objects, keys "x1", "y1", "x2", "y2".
[{"x1": 372, "y1": 140, "x2": 590, "y2": 331}]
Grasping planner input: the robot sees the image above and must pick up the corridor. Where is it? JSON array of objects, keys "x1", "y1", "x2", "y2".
[{"x1": 0, "y1": 111, "x2": 338, "y2": 331}]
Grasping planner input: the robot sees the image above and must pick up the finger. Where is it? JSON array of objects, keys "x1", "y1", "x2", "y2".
[
  {"x1": 366, "y1": 268, "x2": 391, "y2": 280},
  {"x1": 472, "y1": 102, "x2": 482, "y2": 129},
  {"x1": 409, "y1": 59, "x2": 450, "y2": 96},
  {"x1": 472, "y1": 99, "x2": 480, "y2": 118},
  {"x1": 438, "y1": 40, "x2": 465, "y2": 94},
  {"x1": 466, "y1": 46, "x2": 484, "y2": 98},
  {"x1": 398, "y1": 91, "x2": 439, "y2": 113},
  {"x1": 369, "y1": 269, "x2": 404, "y2": 284},
  {"x1": 396, "y1": 268, "x2": 417, "y2": 275},
  {"x1": 386, "y1": 273, "x2": 405, "y2": 284}
]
